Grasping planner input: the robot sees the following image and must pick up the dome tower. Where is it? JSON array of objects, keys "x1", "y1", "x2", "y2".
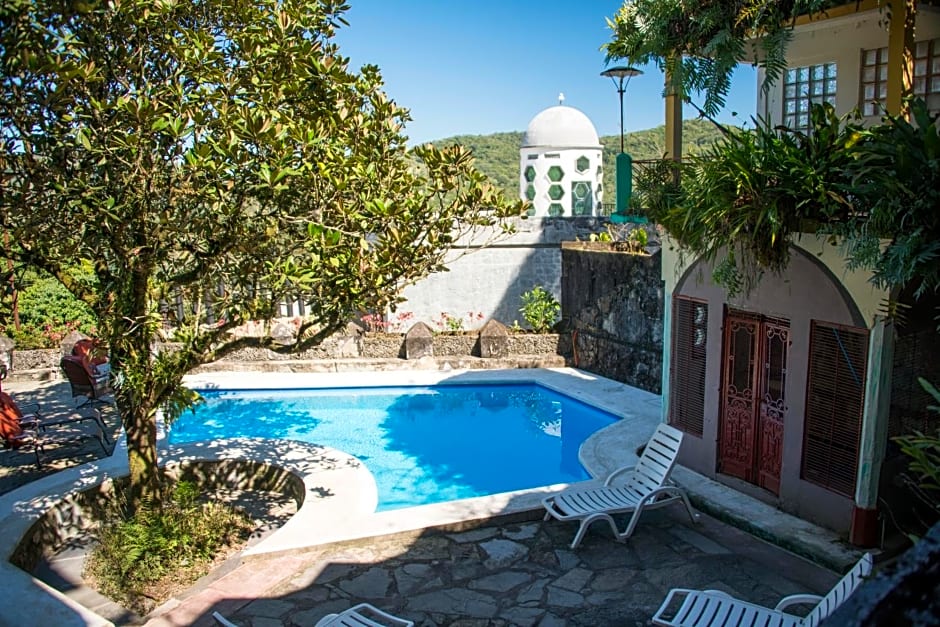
[{"x1": 519, "y1": 99, "x2": 603, "y2": 217}]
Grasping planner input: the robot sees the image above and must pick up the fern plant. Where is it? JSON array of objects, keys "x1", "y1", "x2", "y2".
[{"x1": 892, "y1": 378, "x2": 940, "y2": 541}]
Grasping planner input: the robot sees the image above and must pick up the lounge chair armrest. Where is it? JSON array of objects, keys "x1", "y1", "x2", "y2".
[
  {"x1": 18, "y1": 403, "x2": 41, "y2": 417},
  {"x1": 651, "y1": 588, "x2": 698, "y2": 626},
  {"x1": 603, "y1": 465, "x2": 637, "y2": 486},
  {"x1": 775, "y1": 594, "x2": 824, "y2": 611},
  {"x1": 18, "y1": 416, "x2": 41, "y2": 429}
]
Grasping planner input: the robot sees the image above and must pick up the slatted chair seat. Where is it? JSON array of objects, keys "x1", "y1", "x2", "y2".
[
  {"x1": 651, "y1": 553, "x2": 873, "y2": 627},
  {"x1": 213, "y1": 603, "x2": 413, "y2": 627},
  {"x1": 542, "y1": 422, "x2": 699, "y2": 548}
]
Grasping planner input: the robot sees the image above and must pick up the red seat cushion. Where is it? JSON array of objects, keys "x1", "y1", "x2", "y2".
[
  {"x1": 72, "y1": 339, "x2": 109, "y2": 377},
  {"x1": 0, "y1": 392, "x2": 25, "y2": 448}
]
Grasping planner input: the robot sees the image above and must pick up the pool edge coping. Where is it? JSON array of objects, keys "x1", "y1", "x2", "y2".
[{"x1": 0, "y1": 367, "x2": 661, "y2": 627}]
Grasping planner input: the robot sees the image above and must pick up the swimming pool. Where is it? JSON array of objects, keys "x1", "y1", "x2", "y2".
[{"x1": 168, "y1": 382, "x2": 618, "y2": 511}]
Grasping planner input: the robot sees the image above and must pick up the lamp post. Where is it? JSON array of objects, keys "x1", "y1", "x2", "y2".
[{"x1": 601, "y1": 66, "x2": 642, "y2": 217}]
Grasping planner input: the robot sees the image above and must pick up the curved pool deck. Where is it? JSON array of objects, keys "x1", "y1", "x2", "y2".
[{"x1": 0, "y1": 367, "x2": 661, "y2": 627}]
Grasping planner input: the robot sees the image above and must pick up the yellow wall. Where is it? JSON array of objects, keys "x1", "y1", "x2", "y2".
[
  {"x1": 661, "y1": 233, "x2": 889, "y2": 327},
  {"x1": 756, "y1": 7, "x2": 940, "y2": 126}
]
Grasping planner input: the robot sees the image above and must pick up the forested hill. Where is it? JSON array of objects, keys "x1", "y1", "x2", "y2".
[{"x1": 428, "y1": 119, "x2": 727, "y2": 201}]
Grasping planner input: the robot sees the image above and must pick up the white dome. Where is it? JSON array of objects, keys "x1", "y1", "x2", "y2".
[{"x1": 522, "y1": 105, "x2": 601, "y2": 148}]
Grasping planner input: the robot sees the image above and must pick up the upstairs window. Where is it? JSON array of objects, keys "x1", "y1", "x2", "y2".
[
  {"x1": 783, "y1": 62, "x2": 837, "y2": 132},
  {"x1": 860, "y1": 39, "x2": 940, "y2": 116},
  {"x1": 860, "y1": 47, "x2": 889, "y2": 116},
  {"x1": 914, "y1": 38, "x2": 940, "y2": 113}
]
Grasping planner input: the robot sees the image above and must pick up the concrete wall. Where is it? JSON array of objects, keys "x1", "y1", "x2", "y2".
[
  {"x1": 561, "y1": 243, "x2": 663, "y2": 394},
  {"x1": 396, "y1": 217, "x2": 607, "y2": 331}
]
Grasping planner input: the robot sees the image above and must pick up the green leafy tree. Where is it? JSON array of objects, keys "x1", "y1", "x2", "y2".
[
  {"x1": 0, "y1": 0, "x2": 521, "y2": 509},
  {"x1": 605, "y1": 0, "x2": 844, "y2": 116}
]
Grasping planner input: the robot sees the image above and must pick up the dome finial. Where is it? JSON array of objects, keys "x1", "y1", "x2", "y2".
[{"x1": 558, "y1": 92, "x2": 565, "y2": 106}]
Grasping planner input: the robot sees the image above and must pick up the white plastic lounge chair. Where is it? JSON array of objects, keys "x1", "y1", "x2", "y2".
[
  {"x1": 314, "y1": 603, "x2": 414, "y2": 627},
  {"x1": 213, "y1": 604, "x2": 413, "y2": 627},
  {"x1": 541, "y1": 422, "x2": 699, "y2": 548},
  {"x1": 651, "y1": 552, "x2": 873, "y2": 627},
  {"x1": 211, "y1": 612, "x2": 238, "y2": 627}
]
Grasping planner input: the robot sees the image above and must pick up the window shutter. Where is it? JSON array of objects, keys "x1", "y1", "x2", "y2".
[
  {"x1": 802, "y1": 321, "x2": 869, "y2": 497},
  {"x1": 670, "y1": 296, "x2": 707, "y2": 437}
]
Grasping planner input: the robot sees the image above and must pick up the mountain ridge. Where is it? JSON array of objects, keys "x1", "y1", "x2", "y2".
[{"x1": 428, "y1": 119, "x2": 727, "y2": 202}]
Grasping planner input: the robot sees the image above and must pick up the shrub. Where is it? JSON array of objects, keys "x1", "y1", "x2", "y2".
[
  {"x1": 84, "y1": 481, "x2": 252, "y2": 614},
  {"x1": 2, "y1": 273, "x2": 97, "y2": 348},
  {"x1": 520, "y1": 286, "x2": 560, "y2": 333},
  {"x1": 893, "y1": 378, "x2": 940, "y2": 540}
]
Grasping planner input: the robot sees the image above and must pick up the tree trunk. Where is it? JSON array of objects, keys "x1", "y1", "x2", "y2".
[{"x1": 122, "y1": 405, "x2": 161, "y2": 512}]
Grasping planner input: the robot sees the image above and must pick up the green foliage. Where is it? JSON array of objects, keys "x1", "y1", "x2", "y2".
[
  {"x1": 834, "y1": 99, "x2": 940, "y2": 298},
  {"x1": 85, "y1": 481, "x2": 252, "y2": 614},
  {"x1": 520, "y1": 286, "x2": 560, "y2": 333},
  {"x1": 2, "y1": 272, "x2": 98, "y2": 348},
  {"x1": 892, "y1": 378, "x2": 940, "y2": 540},
  {"x1": 589, "y1": 223, "x2": 651, "y2": 254},
  {"x1": 648, "y1": 104, "x2": 859, "y2": 295},
  {"x1": 604, "y1": 0, "x2": 842, "y2": 117},
  {"x1": 0, "y1": 0, "x2": 521, "y2": 507}
]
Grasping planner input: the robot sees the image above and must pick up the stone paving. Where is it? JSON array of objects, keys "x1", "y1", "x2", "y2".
[
  {"x1": 0, "y1": 378, "x2": 123, "y2": 494},
  {"x1": 148, "y1": 507, "x2": 839, "y2": 627}
]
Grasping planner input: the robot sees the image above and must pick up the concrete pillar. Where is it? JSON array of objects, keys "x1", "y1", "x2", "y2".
[
  {"x1": 852, "y1": 317, "x2": 895, "y2": 546},
  {"x1": 660, "y1": 285, "x2": 674, "y2": 424},
  {"x1": 664, "y1": 65, "x2": 683, "y2": 163},
  {"x1": 885, "y1": 0, "x2": 915, "y2": 116}
]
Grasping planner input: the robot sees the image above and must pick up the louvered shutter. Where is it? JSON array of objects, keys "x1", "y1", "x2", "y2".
[
  {"x1": 670, "y1": 296, "x2": 707, "y2": 436},
  {"x1": 802, "y1": 321, "x2": 869, "y2": 496}
]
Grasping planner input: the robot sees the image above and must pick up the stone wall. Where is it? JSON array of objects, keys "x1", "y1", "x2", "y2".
[
  {"x1": 4, "y1": 331, "x2": 566, "y2": 381},
  {"x1": 561, "y1": 242, "x2": 663, "y2": 394}
]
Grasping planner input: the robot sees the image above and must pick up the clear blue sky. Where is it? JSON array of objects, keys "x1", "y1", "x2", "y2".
[{"x1": 335, "y1": 0, "x2": 757, "y2": 145}]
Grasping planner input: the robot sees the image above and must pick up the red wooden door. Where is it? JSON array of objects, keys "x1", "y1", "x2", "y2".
[
  {"x1": 757, "y1": 320, "x2": 789, "y2": 494},
  {"x1": 719, "y1": 310, "x2": 789, "y2": 494}
]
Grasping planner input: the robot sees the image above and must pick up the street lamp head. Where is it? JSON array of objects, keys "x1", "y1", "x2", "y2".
[
  {"x1": 600, "y1": 66, "x2": 643, "y2": 81},
  {"x1": 601, "y1": 66, "x2": 643, "y2": 94}
]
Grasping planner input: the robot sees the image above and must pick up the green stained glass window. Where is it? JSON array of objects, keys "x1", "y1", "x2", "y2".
[
  {"x1": 576, "y1": 156, "x2": 590, "y2": 172},
  {"x1": 524, "y1": 165, "x2": 536, "y2": 182},
  {"x1": 571, "y1": 180, "x2": 593, "y2": 216},
  {"x1": 525, "y1": 184, "x2": 536, "y2": 200},
  {"x1": 548, "y1": 184, "x2": 564, "y2": 200},
  {"x1": 548, "y1": 203, "x2": 564, "y2": 216},
  {"x1": 548, "y1": 165, "x2": 564, "y2": 182}
]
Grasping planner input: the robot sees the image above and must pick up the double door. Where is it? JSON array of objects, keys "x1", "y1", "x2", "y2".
[{"x1": 718, "y1": 310, "x2": 790, "y2": 494}]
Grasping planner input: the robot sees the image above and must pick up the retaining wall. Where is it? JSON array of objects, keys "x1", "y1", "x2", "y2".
[{"x1": 561, "y1": 242, "x2": 664, "y2": 394}]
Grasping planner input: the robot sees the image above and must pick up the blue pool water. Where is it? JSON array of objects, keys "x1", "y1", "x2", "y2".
[{"x1": 168, "y1": 383, "x2": 617, "y2": 511}]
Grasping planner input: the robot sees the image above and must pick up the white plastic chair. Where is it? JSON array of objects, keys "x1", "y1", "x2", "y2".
[
  {"x1": 651, "y1": 553, "x2": 873, "y2": 627},
  {"x1": 541, "y1": 422, "x2": 699, "y2": 548},
  {"x1": 213, "y1": 603, "x2": 413, "y2": 627},
  {"x1": 314, "y1": 603, "x2": 414, "y2": 627}
]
